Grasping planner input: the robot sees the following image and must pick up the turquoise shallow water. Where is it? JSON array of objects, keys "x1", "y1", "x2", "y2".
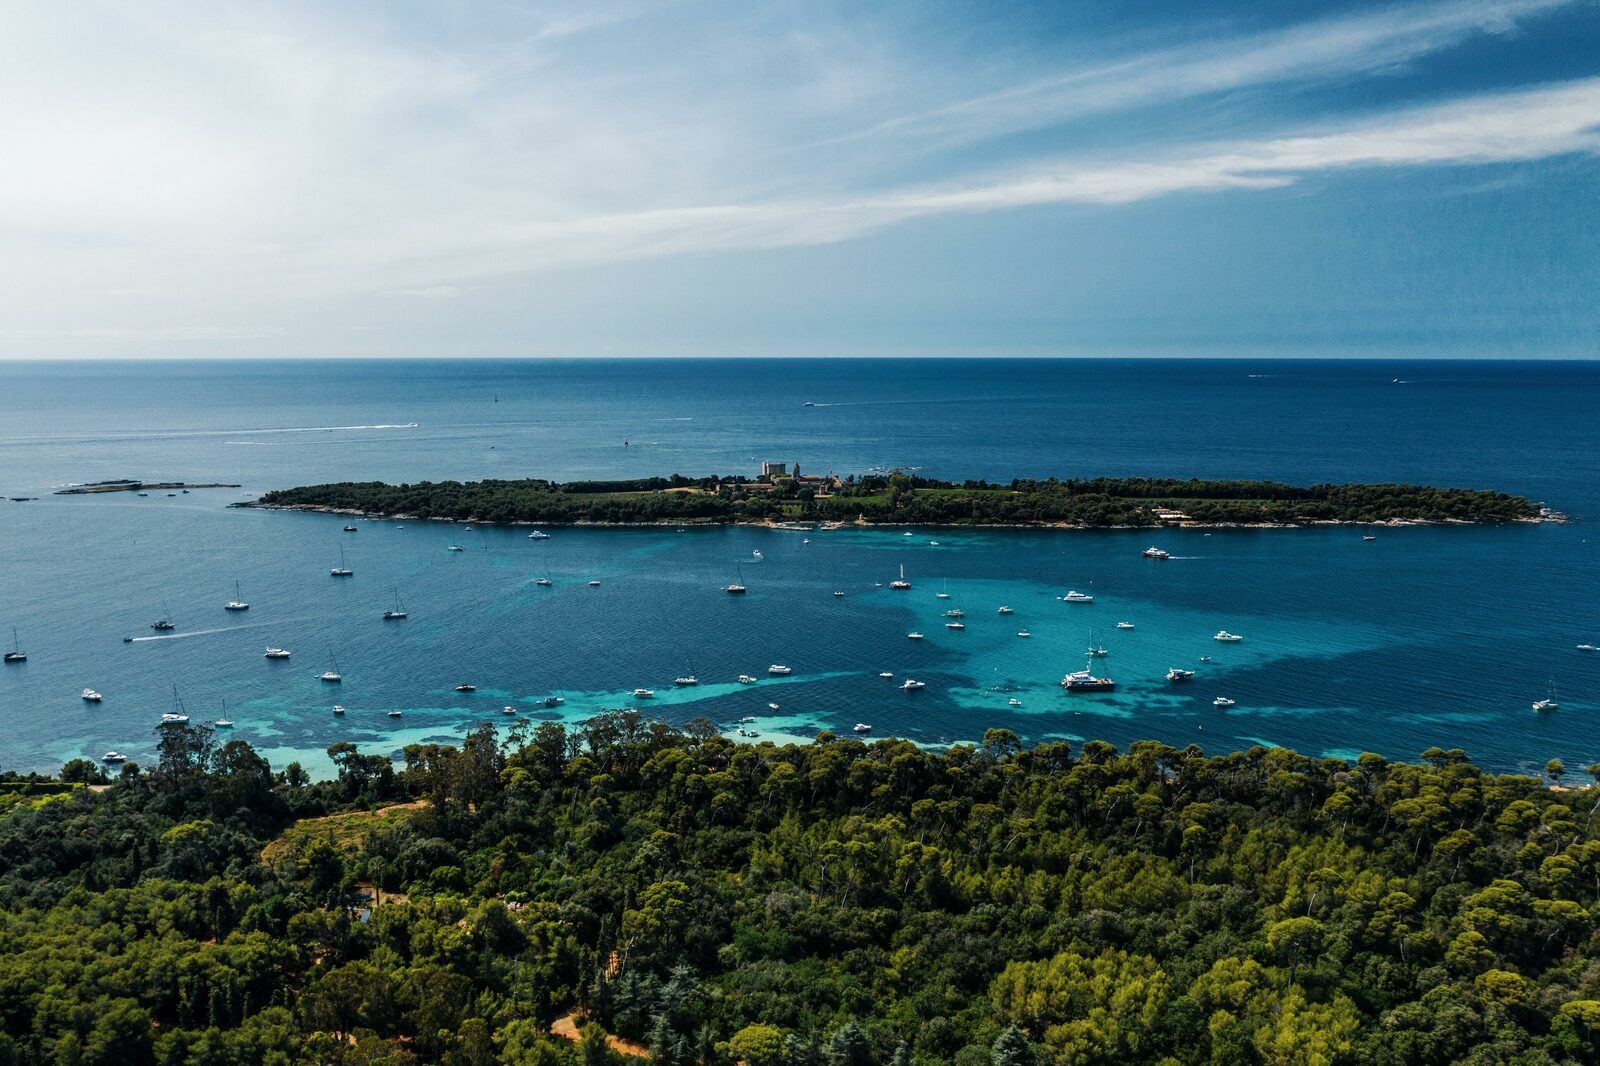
[{"x1": 0, "y1": 358, "x2": 1596, "y2": 775}]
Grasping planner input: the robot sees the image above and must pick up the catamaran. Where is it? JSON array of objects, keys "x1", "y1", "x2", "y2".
[{"x1": 1061, "y1": 656, "x2": 1115, "y2": 692}]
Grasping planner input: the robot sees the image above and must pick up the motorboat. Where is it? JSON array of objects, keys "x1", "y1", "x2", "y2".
[
  {"x1": 454, "y1": 683, "x2": 476, "y2": 692},
  {"x1": 1061, "y1": 658, "x2": 1115, "y2": 691},
  {"x1": 726, "y1": 583, "x2": 747, "y2": 594},
  {"x1": 737, "y1": 674, "x2": 758, "y2": 684},
  {"x1": 674, "y1": 675, "x2": 699, "y2": 686},
  {"x1": 535, "y1": 577, "x2": 552, "y2": 586},
  {"x1": 740, "y1": 715, "x2": 756, "y2": 723},
  {"x1": 946, "y1": 621, "x2": 965, "y2": 630},
  {"x1": 853, "y1": 722, "x2": 873, "y2": 732},
  {"x1": 265, "y1": 647, "x2": 291, "y2": 659},
  {"x1": 1578, "y1": 644, "x2": 1597, "y2": 652},
  {"x1": 633, "y1": 688, "x2": 655, "y2": 698},
  {"x1": 944, "y1": 608, "x2": 965, "y2": 618},
  {"x1": 1167, "y1": 668, "x2": 1195, "y2": 682},
  {"x1": 907, "y1": 632, "x2": 924, "y2": 640},
  {"x1": 997, "y1": 606, "x2": 1014, "y2": 615},
  {"x1": 388, "y1": 709, "x2": 403, "y2": 717},
  {"x1": 1017, "y1": 630, "x2": 1031, "y2": 638},
  {"x1": 101, "y1": 752, "x2": 126, "y2": 763},
  {"x1": 833, "y1": 591, "x2": 844, "y2": 597},
  {"x1": 900, "y1": 679, "x2": 924, "y2": 691},
  {"x1": 161, "y1": 712, "x2": 189, "y2": 724},
  {"x1": 1115, "y1": 622, "x2": 1134, "y2": 630},
  {"x1": 151, "y1": 619, "x2": 175, "y2": 631},
  {"x1": 344, "y1": 525, "x2": 358, "y2": 532},
  {"x1": 1142, "y1": 547, "x2": 1170, "y2": 559},
  {"x1": 1363, "y1": 535, "x2": 1376, "y2": 541},
  {"x1": 81, "y1": 688, "x2": 103, "y2": 702},
  {"x1": 588, "y1": 579, "x2": 602, "y2": 587},
  {"x1": 878, "y1": 671, "x2": 893, "y2": 679},
  {"x1": 767, "y1": 702, "x2": 780, "y2": 711},
  {"x1": 1214, "y1": 631, "x2": 1243, "y2": 642},
  {"x1": 447, "y1": 545, "x2": 465, "y2": 552},
  {"x1": 768, "y1": 665, "x2": 792, "y2": 675},
  {"x1": 502, "y1": 706, "x2": 517, "y2": 715},
  {"x1": 1008, "y1": 697, "x2": 1022, "y2": 706},
  {"x1": 1199, "y1": 655, "x2": 1212, "y2": 662},
  {"x1": 528, "y1": 530, "x2": 551, "y2": 539},
  {"x1": 1213, "y1": 697, "x2": 1236, "y2": 708},
  {"x1": 1063, "y1": 591, "x2": 1094, "y2": 603},
  {"x1": 332, "y1": 705, "x2": 345, "y2": 715}
]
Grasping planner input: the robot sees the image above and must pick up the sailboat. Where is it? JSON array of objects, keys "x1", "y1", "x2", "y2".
[
  {"x1": 214, "y1": 697, "x2": 234, "y2": 728},
  {"x1": 675, "y1": 658, "x2": 699, "y2": 685},
  {"x1": 726, "y1": 563, "x2": 747, "y2": 594},
  {"x1": 534, "y1": 571, "x2": 553, "y2": 587},
  {"x1": 161, "y1": 685, "x2": 190, "y2": 723},
  {"x1": 3, "y1": 627, "x2": 24, "y2": 663},
  {"x1": 383, "y1": 588, "x2": 408, "y2": 620},
  {"x1": 224, "y1": 581, "x2": 249, "y2": 611},
  {"x1": 890, "y1": 563, "x2": 911, "y2": 590},
  {"x1": 1533, "y1": 683, "x2": 1560, "y2": 713},
  {"x1": 330, "y1": 545, "x2": 353, "y2": 577},
  {"x1": 320, "y1": 653, "x2": 343, "y2": 683}
]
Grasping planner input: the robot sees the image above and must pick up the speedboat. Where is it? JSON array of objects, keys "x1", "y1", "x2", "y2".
[
  {"x1": 454, "y1": 683, "x2": 476, "y2": 692},
  {"x1": 1166, "y1": 668, "x2": 1195, "y2": 682},
  {"x1": 1063, "y1": 591, "x2": 1094, "y2": 603},
  {"x1": 535, "y1": 577, "x2": 552, "y2": 586},
  {"x1": 1115, "y1": 622, "x2": 1134, "y2": 630},
  {"x1": 752, "y1": 550, "x2": 762, "y2": 558},
  {"x1": 387, "y1": 709, "x2": 402, "y2": 717},
  {"x1": 767, "y1": 702, "x2": 779, "y2": 711},
  {"x1": 101, "y1": 752, "x2": 126, "y2": 762},
  {"x1": 997, "y1": 606, "x2": 1014, "y2": 614},
  {"x1": 1142, "y1": 547, "x2": 1170, "y2": 559},
  {"x1": 1213, "y1": 631, "x2": 1242, "y2": 642},
  {"x1": 588, "y1": 579, "x2": 602, "y2": 587},
  {"x1": 946, "y1": 621, "x2": 965, "y2": 630},
  {"x1": 633, "y1": 688, "x2": 655, "y2": 698},
  {"x1": 768, "y1": 665, "x2": 792, "y2": 675},
  {"x1": 1213, "y1": 697, "x2": 1235, "y2": 708},
  {"x1": 1017, "y1": 630, "x2": 1031, "y2": 638},
  {"x1": 878, "y1": 671, "x2": 893, "y2": 679},
  {"x1": 737, "y1": 674, "x2": 758, "y2": 684},
  {"x1": 740, "y1": 716, "x2": 756, "y2": 723},
  {"x1": 902, "y1": 531, "x2": 913, "y2": 537},
  {"x1": 447, "y1": 545, "x2": 465, "y2": 552},
  {"x1": 264, "y1": 647, "x2": 291, "y2": 659},
  {"x1": 853, "y1": 722, "x2": 873, "y2": 732},
  {"x1": 907, "y1": 632, "x2": 924, "y2": 640},
  {"x1": 81, "y1": 689, "x2": 102, "y2": 702},
  {"x1": 1061, "y1": 657, "x2": 1115, "y2": 691},
  {"x1": 332, "y1": 705, "x2": 345, "y2": 715},
  {"x1": 900, "y1": 679, "x2": 924, "y2": 691},
  {"x1": 1363, "y1": 535, "x2": 1376, "y2": 541},
  {"x1": 1008, "y1": 697, "x2": 1021, "y2": 706},
  {"x1": 674, "y1": 675, "x2": 698, "y2": 686}
]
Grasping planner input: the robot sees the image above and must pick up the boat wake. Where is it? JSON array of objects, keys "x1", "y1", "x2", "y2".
[{"x1": 127, "y1": 619, "x2": 285, "y2": 642}]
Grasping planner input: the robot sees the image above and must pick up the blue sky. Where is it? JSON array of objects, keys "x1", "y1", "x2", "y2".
[{"x1": 1, "y1": 0, "x2": 1596, "y2": 358}]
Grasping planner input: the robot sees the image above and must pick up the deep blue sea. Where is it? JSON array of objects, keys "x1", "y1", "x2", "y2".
[{"x1": 1, "y1": 358, "x2": 1596, "y2": 777}]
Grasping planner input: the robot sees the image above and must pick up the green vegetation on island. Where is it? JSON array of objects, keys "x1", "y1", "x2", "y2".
[
  {"x1": 3, "y1": 719, "x2": 1600, "y2": 1064},
  {"x1": 246, "y1": 472, "x2": 1540, "y2": 527}
]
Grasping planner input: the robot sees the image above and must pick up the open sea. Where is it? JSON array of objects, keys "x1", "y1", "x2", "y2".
[{"x1": 1, "y1": 358, "x2": 1596, "y2": 777}]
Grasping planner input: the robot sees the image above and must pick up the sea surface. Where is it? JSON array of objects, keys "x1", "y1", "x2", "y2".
[{"x1": 1, "y1": 358, "x2": 1596, "y2": 778}]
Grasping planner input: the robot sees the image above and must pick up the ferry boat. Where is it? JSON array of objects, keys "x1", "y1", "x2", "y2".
[
  {"x1": 1063, "y1": 591, "x2": 1094, "y2": 603},
  {"x1": 633, "y1": 688, "x2": 655, "y2": 698},
  {"x1": 900, "y1": 679, "x2": 925, "y2": 691},
  {"x1": 454, "y1": 683, "x2": 476, "y2": 693},
  {"x1": 4, "y1": 627, "x2": 24, "y2": 663},
  {"x1": 264, "y1": 647, "x2": 291, "y2": 659},
  {"x1": 890, "y1": 564, "x2": 911, "y2": 590},
  {"x1": 1166, "y1": 668, "x2": 1195, "y2": 682},
  {"x1": 997, "y1": 606, "x2": 1014, "y2": 615},
  {"x1": 1142, "y1": 547, "x2": 1170, "y2": 559},
  {"x1": 81, "y1": 688, "x2": 102, "y2": 702},
  {"x1": 1214, "y1": 631, "x2": 1243, "y2": 642},
  {"x1": 767, "y1": 665, "x2": 792, "y2": 676},
  {"x1": 853, "y1": 722, "x2": 873, "y2": 732},
  {"x1": 101, "y1": 752, "x2": 126, "y2": 763},
  {"x1": 224, "y1": 582, "x2": 250, "y2": 611},
  {"x1": 1213, "y1": 697, "x2": 1236, "y2": 708},
  {"x1": 737, "y1": 674, "x2": 759, "y2": 684},
  {"x1": 1061, "y1": 658, "x2": 1115, "y2": 692}
]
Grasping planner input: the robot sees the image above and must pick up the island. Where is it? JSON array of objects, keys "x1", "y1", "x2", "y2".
[
  {"x1": 55, "y1": 479, "x2": 242, "y2": 495},
  {"x1": 238, "y1": 464, "x2": 1544, "y2": 527}
]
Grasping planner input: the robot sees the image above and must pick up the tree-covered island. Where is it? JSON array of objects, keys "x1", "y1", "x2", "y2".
[
  {"x1": 3, "y1": 718, "x2": 1600, "y2": 1064},
  {"x1": 241, "y1": 468, "x2": 1544, "y2": 527}
]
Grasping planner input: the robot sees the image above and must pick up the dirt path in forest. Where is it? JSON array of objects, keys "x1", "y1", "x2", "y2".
[{"x1": 551, "y1": 1013, "x2": 651, "y2": 1058}]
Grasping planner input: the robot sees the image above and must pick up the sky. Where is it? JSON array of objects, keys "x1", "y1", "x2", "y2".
[{"x1": 0, "y1": 0, "x2": 1597, "y2": 359}]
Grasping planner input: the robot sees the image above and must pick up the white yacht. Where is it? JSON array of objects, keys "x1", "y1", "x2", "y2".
[
  {"x1": 101, "y1": 752, "x2": 126, "y2": 763},
  {"x1": 1017, "y1": 630, "x2": 1031, "y2": 638},
  {"x1": 737, "y1": 674, "x2": 759, "y2": 684},
  {"x1": 890, "y1": 564, "x2": 911, "y2": 590},
  {"x1": 3, "y1": 627, "x2": 24, "y2": 663},
  {"x1": 853, "y1": 722, "x2": 874, "y2": 732},
  {"x1": 588, "y1": 579, "x2": 602, "y2": 587},
  {"x1": 454, "y1": 683, "x2": 476, "y2": 692},
  {"x1": 1115, "y1": 622, "x2": 1134, "y2": 630},
  {"x1": 535, "y1": 576, "x2": 552, "y2": 586},
  {"x1": 81, "y1": 688, "x2": 102, "y2": 702},
  {"x1": 633, "y1": 688, "x2": 655, "y2": 698},
  {"x1": 332, "y1": 705, "x2": 346, "y2": 715},
  {"x1": 161, "y1": 712, "x2": 189, "y2": 724},
  {"x1": 767, "y1": 664, "x2": 792, "y2": 675},
  {"x1": 502, "y1": 706, "x2": 517, "y2": 715},
  {"x1": 224, "y1": 582, "x2": 249, "y2": 611},
  {"x1": 900, "y1": 679, "x2": 925, "y2": 691},
  {"x1": 214, "y1": 718, "x2": 234, "y2": 728},
  {"x1": 264, "y1": 647, "x2": 291, "y2": 659},
  {"x1": 383, "y1": 588, "x2": 408, "y2": 620},
  {"x1": 833, "y1": 591, "x2": 844, "y2": 597},
  {"x1": 528, "y1": 530, "x2": 551, "y2": 539},
  {"x1": 1166, "y1": 668, "x2": 1195, "y2": 682},
  {"x1": 767, "y1": 702, "x2": 780, "y2": 711},
  {"x1": 1578, "y1": 644, "x2": 1597, "y2": 652},
  {"x1": 1142, "y1": 547, "x2": 1170, "y2": 560},
  {"x1": 674, "y1": 675, "x2": 699, "y2": 686},
  {"x1": 907, "y1": 631, "x2": 924, "y2": 640},
  {"x1": 935, "y1": 591, "x2": 950, "y2": 600},
  {"x1": 447, "y1": 545, "x2": 465, "y2": 552},
  {"x1": 388, "y1": 709, "x2": 403, "y2": 717},
  {"x1": 997, "y1": 606, "x2": 1014, "y2": 615},
  {"x1": 1534, "y1": 684, "x2": 1560, "y2": 712},
  {"x1": 878, "y1": 671, "x2": 893, "y2": 679},
  {"x1": 320, "y1": 655, "x2": 343, "y2": 683},
  {"x1": 726, "y1": 583, "x2": 747, "y2": 594},
  {"x1": 946, "y1": 621, "x2": 965, "y2": 630},
  {"x1": 1213, "y1": 697, "x2": 1236, "y2": 708},
  {"x1": 1063, "y1": 591, "x2": 1094, "y2": 604},
  {"x1": 1214, "y1": 631, "x2": 1243, "y2": 642},
  {"x1": 1008, "y1": 697, "x2": 1022, "y2": 706}
]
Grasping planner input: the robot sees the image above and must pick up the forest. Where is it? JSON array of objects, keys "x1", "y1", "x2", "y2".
[
  {"x1": 2, "y1": 717, "x2": 1599, "y2": 1065},
  {"x1": 246, "y1": 473, "x2": 1539, "y2": 527}
]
